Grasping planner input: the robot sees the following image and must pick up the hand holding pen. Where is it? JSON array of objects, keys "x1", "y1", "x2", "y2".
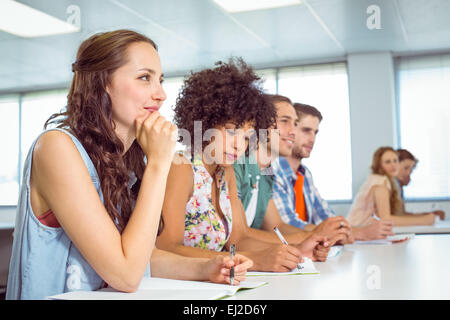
[
  {"x1": 204, "y1": 248, "x2": 253, "y2": 286},
  {"x1": 273, "y1": 227, "x2": 304, "y2": 270}
]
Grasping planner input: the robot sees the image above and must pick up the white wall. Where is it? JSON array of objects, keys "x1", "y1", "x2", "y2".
[{"x1": 347, "y1": 52, "x2": 398, "y2": 195}]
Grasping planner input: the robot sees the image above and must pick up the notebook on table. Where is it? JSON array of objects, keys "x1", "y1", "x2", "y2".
[
  {"x1": 47, "y1": 277, "x2": 267, "y2": 300},
  {"x1": 247, "y1": 257, "x2": 320, "y2": 277}
]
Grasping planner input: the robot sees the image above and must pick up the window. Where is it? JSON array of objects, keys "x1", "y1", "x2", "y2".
[
  {"x1": 160, "y1": 76, "x2": 185, "y2": 151},
  {"x1": 397, "y1": 54, "x2": 450, "y2": 199},
  {"x1": 0, "y1": 65, "x2": 352, "y2": 206},
  {"x1": 277, "y1": 62, "x2": 352, "y2": 201},
  {"x1": 20, "y1": 90, "x2": 68, "y2": 180},
  {"x1": 160, "y1": 77, "x2": 184, "y2": 123},
  {"x1": 0, "y1": 96, "x2": 19, "y2": 205},
  {"x1": 256, "y1": 69, "x2": 277, "y2": 94}
]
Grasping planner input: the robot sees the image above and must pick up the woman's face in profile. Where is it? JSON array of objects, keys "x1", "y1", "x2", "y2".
[
  {"x1": 203, "y1": 122, "x2": 254, "y2": 167},
  {"x1": 106, "y1": 41, "x2": 167, "y2": 134},
  {"x1": 380, "y1": 150, "x2": 399, "y2": 177}
]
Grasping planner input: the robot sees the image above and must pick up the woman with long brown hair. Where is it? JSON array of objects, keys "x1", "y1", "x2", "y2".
[
  {"x1": 347, "y1": 146, "x2": 435, "y2": 227},
  {"x1": 6, "y1": 30, "x2": 251, "y2": 300}
]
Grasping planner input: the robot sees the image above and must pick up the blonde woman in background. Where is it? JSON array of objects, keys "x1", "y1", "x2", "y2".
[{"x1": 347, "y1": 146, "x2": 435, "y2": 228}]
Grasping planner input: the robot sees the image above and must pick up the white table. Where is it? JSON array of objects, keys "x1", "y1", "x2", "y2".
[
  {"x1": 393, "y1": 219, "x2": 450, "y2": 235},
  {"x1": 232, "y1": 234, "x2": 450, "y2": 299}
]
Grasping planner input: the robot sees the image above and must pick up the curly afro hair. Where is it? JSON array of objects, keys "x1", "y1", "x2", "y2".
[{"x1": 174, "y1": 57, "x2": 277, "y2": 154}]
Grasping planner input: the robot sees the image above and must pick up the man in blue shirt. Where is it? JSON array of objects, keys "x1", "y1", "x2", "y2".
[{"x1": 273, "y1": 103, "x2": 394, "y2": 240}]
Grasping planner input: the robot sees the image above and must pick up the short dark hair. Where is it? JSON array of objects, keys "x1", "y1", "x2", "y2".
[
  {"x1": 266, "y1": 94, "x2": 292, "y2": 106},
  {"x1": 397, "y1": 149, "x2": 418, "y2": 163},
  {"x1": 292, "y1": 103, "x2": 323, "y2": 122}
]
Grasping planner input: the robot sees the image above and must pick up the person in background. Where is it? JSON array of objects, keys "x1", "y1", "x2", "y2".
[
  {"x1": 347, "y1": 146, "x2": 436, "y2": 227},
  {"x1": 395, "y1": 149, "x2": 445, "y2": 220},
  {"x1": 273, "y1": 103, "x2": 393, "y2": 241},
  {"x1": 6, "y1": 30, "x2": 251, "y2": 300},
  {"x1": 233, "y1": 95, "x2": 349, "y2": 257},
  {"x1": 157, "y1": 59, "x2": 329, "y2": 272}
]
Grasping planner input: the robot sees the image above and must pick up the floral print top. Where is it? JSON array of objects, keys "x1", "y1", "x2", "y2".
[{"x1": 184, "y1": 154, "x2": 233, "y2": 252}]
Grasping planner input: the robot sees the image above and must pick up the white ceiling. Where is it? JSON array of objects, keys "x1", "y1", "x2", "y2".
[{"x1": 0, "y1": 0, "x2": 450, "y2": 93}]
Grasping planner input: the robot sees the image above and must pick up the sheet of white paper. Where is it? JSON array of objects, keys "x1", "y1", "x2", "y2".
[
  {"x1": 434, "y1": 219, "x2": 450, "y2": 228},
  {"x1": 137, "y1": 277, "x2": 266, "y2": 293},
  {"x1": 48, "y1": 289, "x2": 226, "y2": 300},
  {"x1": 387, "y1": 233, "x2": 415, "y2": 241},
  {"x1": 47, "y1": 277, "x2": 267, "y2": 300},
  {"x1": 247, "y1": 257, "x2": 320, "y2": 277}
]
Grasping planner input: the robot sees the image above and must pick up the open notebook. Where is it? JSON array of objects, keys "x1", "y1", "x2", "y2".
[
  {"x1": 47, "y1": 277, "x2": 267, "y2": 300},
  {"x1": 247, "y1": 257, "x2": 320, "y2": 277}
]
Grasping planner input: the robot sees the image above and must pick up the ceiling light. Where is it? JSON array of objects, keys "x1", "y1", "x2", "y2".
[
  {"x1": 0, "y1": 0, "x2": 80, "y2": 38},
  {"x1": 213, "y1": 0, "x2": 301, "y2": 13}
]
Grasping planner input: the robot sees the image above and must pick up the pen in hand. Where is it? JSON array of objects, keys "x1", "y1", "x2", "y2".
[
  {"x1": 230, "y1": 244, "x2": 236, "y2": 285},
  {"x1": 273, "y1": 227, "x2": 303, "y2": 270}
]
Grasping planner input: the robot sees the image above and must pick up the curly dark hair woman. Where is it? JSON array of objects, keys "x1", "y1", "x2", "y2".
[
  {"x1": 174, "y1": 57, "x2": 277, "y2": 157},
  {"x1": 156, "y1": 58, "x2": 292, "y2": 270}
]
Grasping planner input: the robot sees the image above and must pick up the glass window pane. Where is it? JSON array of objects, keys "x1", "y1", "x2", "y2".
[
  {"x1": 397, "y1": 54, "x2": 450, "y2": 198},
  {"x1": 21, "y1": 90, "x2": 68, "y2": 178},
  {"x1": 278, "y1": 62, "x2": 352, "y2": 201},
  {"x1": 160, "y1": 77, "x2": 184, "y2": 123},
  {"x1": 256, "y1": 69, "x2": 277, "y2": 94},
  {"x1": 0, "y1": 96, "x2": 19, "y2": 205},
  {"x1": 161, "y1": 77, "x2": 186, "y2": 152}
]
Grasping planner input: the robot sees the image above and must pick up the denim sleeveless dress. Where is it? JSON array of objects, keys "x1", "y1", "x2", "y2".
[{"x1": 6, "y1": 128, "x2": 150, "y2": 300}]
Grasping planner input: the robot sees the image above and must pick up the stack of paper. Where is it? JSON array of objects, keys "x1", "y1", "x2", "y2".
[{"x1": 47, "y1": 277, "x2": 267, "y2": 300}]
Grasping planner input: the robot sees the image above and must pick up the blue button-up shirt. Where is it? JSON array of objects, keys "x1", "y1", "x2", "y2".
[{"x1": 272, "y1": 157, "x2": 335, "y2": 229}]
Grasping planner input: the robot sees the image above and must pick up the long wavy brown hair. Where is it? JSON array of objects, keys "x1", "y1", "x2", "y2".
[
  {"x1": 45, "y1": 30, "x2": 159, "y2": 232},
  {"x1": 370, "y1": 146, "x2": 402, "y2": 214}
]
